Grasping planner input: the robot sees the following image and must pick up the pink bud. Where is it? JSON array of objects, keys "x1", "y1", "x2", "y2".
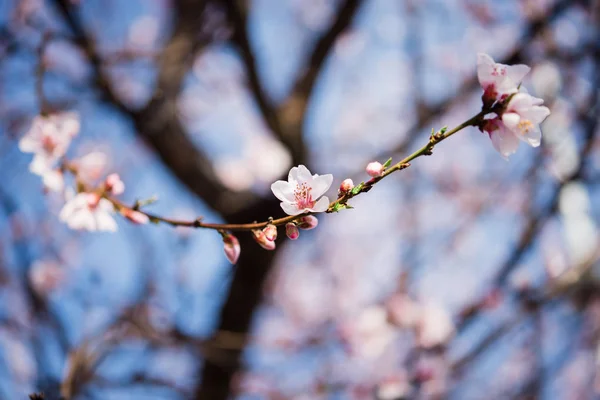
[
  {"x1": 296, "y1": 215, "x2": 318, "y2": 230},
  {"x1": 339, "y1": 178, "x2": 354, "y2": 193},
  {"x1": 223, "y1": 234, "x2": 241, "y2": 264},
  {"x1": 105, "y1": 173, "x2": 125, "y2": 195},
  {"x1": 263, "y1": 224, "x2": 277, "y2": 241},
  {"x1": 120, "y1": 208, "x2": 150, "y2": 224},
  {"x1": 285, "y1": 222, "x2": 299, "y2": 240},
  {"x1": 252, "y1": 230, "x2": 276, "y2": 250},
  {"x1": 366, "y1": 162, "x2": 384, "y2": 177}
]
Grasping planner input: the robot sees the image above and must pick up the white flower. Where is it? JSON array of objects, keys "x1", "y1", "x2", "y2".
[
  {"x1": 501, "y1": 92, "x2": 551, "y2": 147},
  {"x1": 19, "y1": 112, "x2": 79, "y2": 160},
  {"x1": 59, "y1": 192, "x2": 117, "y2": 232},
  {"x1": 271, "y1": 165, "x2": 333, "y2": 216},
  {"x1": 482, "y1": 92, "x2": 550, "y2": 159},
  {"x1": 19, "y1": 112, "x2": 79, "y2": 191},
  {"x1": 477, "y1": 53, "x2": 530, "y2": 103}
]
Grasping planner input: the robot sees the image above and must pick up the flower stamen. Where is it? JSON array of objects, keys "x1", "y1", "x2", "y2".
[{"x1": 294, "y1": 182, "x2": 315, "y2": 209}]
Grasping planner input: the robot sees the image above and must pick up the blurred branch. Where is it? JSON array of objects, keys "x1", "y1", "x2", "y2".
[
  {"x1": 275, "y1": 0, "x2": 364, "y2": 164},
  {"x1": 221, "y1": 0, "x2": 289, "y2": 156}
]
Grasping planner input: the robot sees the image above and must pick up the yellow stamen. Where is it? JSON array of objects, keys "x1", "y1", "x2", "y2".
[{"x1": 517, "y1": 120, "x2": 533, "y2": 135}]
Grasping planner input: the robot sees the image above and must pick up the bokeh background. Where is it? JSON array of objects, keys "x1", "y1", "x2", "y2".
[{"x1": 1, "y1": 0, "x2": 599, "y2": 399}]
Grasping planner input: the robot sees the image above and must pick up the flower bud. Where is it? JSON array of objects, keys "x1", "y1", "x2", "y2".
[
  {"x1": 252, "y1": 230, "x2": 276, "y2": 250},
  {"x1": 339, "y1": 178, "x2": 354, "y2": 193},
  {"x1": 263, "y1": 224, "x2": 277, "y2": 241},
  {"x1": 285, "y1": 222, "x2": 299, "y2": 240},
  {"x1": 222, "y1": 234, "x2": 241, "y2": 264},
  {"x1": 296, "y1": 215, "x2": 318, "y2": 230},
  {"x1": 120, "y1": 208, "x2": 150, "y2": 225},
  {"x1": 105, "y1": 173, "x2": 125, "y2": 195},
  {"x1": 366, "y1": 162, "x2": 384, "y2": 177}
]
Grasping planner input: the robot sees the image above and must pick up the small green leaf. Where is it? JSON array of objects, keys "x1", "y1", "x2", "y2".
[
  {"x1": 382, "y1": 157, "x2": 392, "y2": 168},
  {"x1": 351, "y1": 182, "x2": 364, "y2": 196},
  {"x1": 330, "y1": 203, "x2": 352, "y2": 213},
  {"x1": 440, "y1": 126, "x2": 448, "y2": 134}
]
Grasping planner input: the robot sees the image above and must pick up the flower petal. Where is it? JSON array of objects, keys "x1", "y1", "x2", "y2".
[
  {"x1": 490, "y1": 126, "x2": 519, "y2": 159},
  {"x1": 519, "y1": 125, "x2": 542, "y2": 147},
  {"x1": 477, "y1": 53, "x2": 495, "y2": 86},
  {"x1": 271, "y1": 180, "x2": 295, "y2": 203},
  {"x1": 310, "y1": 174, "x2": 333, "y2": 198},
  {"x1": 294, "y1": 164, "x2": 313, "y2": 183},
  {"x1": 95, "y1": 212, "x2": 118, "y2": 232},
  {"x1": 501, "y1": 112, "x2": 521, "y2": 132},
  {"x1": 280, "y1": 201, "x2": 303, "y2": 216},
  {"x1": 522, "y1": 106, "x2": 550, "y2": 124},
  {"x1": 42, "y1": 170, "x2": 64, "y2": 192},
  {"x1": 506, "y1": 64, "x2": 530, "y2": 86},
  {"x1": 310, "y1": 196, "x2": 330, "y2": 213}
]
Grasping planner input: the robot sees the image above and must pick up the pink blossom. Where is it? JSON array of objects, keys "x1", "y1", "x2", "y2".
[
  {"x1": 477, "y1": 53, "x2": 530, "y2": 103},
  {"x1": 296, "y1": 215, "x2": 318, "y2": 230},
  {"x1": 285, "y1": 222, "x2": 299, "y2": 240},
  {"x1": 75, "y1": 151, "x2": 108, "y2": 182},
  {"x1": 386, "y1": 294, "x2": 420, "y2": 328},
  {"x1": 59, "y1": 192, "x2": 117, "y2": 232},
  {"x1": 339, "y1": 178, "x2": 354, "y2": 193},
  {"x1": 252, "y1": 230, "x2": 276, "y2": 250},
  {"x1": 105, "y1": 173, "x2": 125, "y2": 195},
  {"x1": 222, "y1": 233, "x2": 241, "y2": 264},
  {"x1": 483, "y1": 92, "x2": 550, "y2": 158},
  {"x1": 366, "y1": 161, "x2": 384, "y2": 177},
  {"x1": 340, "y1": 306, "x2": 396, "y2": 359},
  {"x1": 19, "y1": 112, "x2": 79, "y2": 164},
  {"x1": 271, "y1": 165, "x2": 333, "y2": 216},
  {"x1": 28, "y1": 260, "x2": 65, "y2": 295},
  {"x1": 19, "y1": 112, "x2": 79, "y2": 191},
  {"x1": 263, "y1": 224, "x2": 277, "y2": 241},
  {"x1": 416, "y1": 303, "x2": 455, "y2": 349},
  {"x1": 120, "y1": 208, "x2": 149, "y2": 225},
  {"x1": 501, "y1": 92, "x2": 550, "y2": 147}
]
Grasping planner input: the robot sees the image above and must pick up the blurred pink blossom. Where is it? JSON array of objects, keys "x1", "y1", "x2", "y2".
[
  {"x1": 75, "y1": 151, "x2": 108, "y2": 183},
  {"x1": 416, "y1": 303, "x2": 455, "y2": 349},
  {"x1": 59, "y1": 192, "x2": 117, "y2": 232},
  {"x1": 105, "y1": 173, "x2": 125, "y2": 195}
]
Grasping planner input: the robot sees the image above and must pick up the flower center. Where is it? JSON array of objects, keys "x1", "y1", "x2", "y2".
[
  {"x1": 294, "y1": 182, "x2": 315, "y2": 209},
  {"x1": 41, "y1": 134, "x2": 57, "y2": 153},
  {"x1": 86, "y1": 193, "x2": 101, "y2": 210},
  {"x1": 517, "y1": 120, "x2": 534, "y2": 135}
]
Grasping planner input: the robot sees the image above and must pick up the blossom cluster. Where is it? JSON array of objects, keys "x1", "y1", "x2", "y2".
[
  {"x1": 477, "y1": 53, "x2": 551, "y2": 158},
  {"x1": 18, "y1": 113, "x2": 148, "y2": 233}
]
